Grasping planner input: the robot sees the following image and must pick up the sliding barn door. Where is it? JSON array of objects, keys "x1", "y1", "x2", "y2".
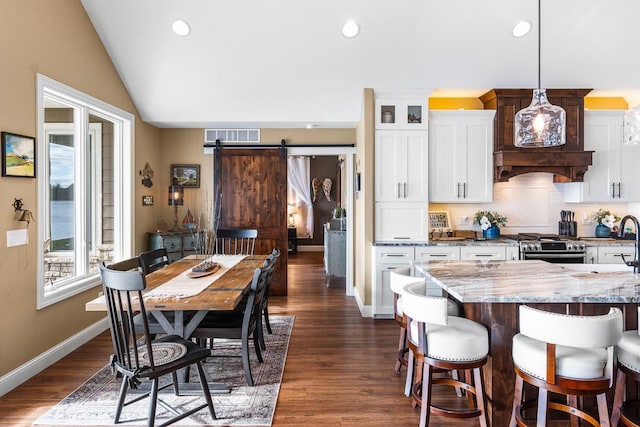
[{"x1": 214, "y1": 148, "x2": 288, "y2": 296}]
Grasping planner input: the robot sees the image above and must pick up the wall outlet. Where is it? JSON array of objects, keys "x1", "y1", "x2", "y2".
[{"x1": 582, "y1": 215, "x2": 591, "y2": 225}]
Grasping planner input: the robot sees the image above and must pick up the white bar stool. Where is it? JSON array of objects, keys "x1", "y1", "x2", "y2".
[
  {"x1": 402, "y1": 281, "x2": 489, "y2": 427},
  {"x1": 510, "y1": 305, "x2": 623, "y2": 427}
]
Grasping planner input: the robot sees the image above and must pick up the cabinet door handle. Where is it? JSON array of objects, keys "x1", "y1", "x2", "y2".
[
  {"x1": 611, "y1": 182, "x2": 616, "y2": 198},
  {"x1": 386, "y1": 254, "x2": 407, "y2": 257},
  {"x1": 617, "y1": 182, "x2": 622, "y2": 198},
  {"x1": 403, "y1": 182, "x2": 407, "y2": 198},
  {"x1": 463, "y1": 182, "x2": 467, "y2": 198},
  {"x1": 427, "y1": 254, "x2": 449, "y2": 257},
  {"x1": 397, "y1": 182, "x2": 401, "y2": 198},
  {"x1": 473, "y1": 254, "x2": 495, "y2": 257},
  {"x1": 456, "y1": 182, "x2": 461, "y2": 198}
]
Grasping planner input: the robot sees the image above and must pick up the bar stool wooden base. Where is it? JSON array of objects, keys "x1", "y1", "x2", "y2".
[
  {"x1": 412, "y1": 355, "x2": 488, "y2": 427},
  {"x1": 611, "y1": 364, "x2": 640, "y2": 427}
]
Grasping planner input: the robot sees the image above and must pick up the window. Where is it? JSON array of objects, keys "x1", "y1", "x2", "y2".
[{"x1": 36, "y1": 75, "x2": 134, "y2": 309}]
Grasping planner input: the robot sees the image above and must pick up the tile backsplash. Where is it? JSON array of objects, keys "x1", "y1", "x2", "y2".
[{"x1": 429, "y1": 173, "x2": 640, "y2": 237}]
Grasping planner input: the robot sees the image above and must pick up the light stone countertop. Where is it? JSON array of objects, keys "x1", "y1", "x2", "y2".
[{"x1": 413, "y1": 259, "x2": 640, "y2": 304}]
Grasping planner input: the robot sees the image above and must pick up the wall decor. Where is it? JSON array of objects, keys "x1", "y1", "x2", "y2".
[
  {"x1": 2, "y1": 132, "x2": 36, "y2": 178},
  {"x1": 170, "y1": 163, "x2": 200, "y2": 188},
  {"x1": 142, "y1": 195, "x2": 154, "y2": 206},
  {"x1": 140, "y1": 162, "x2": 154, "y2": 187}
]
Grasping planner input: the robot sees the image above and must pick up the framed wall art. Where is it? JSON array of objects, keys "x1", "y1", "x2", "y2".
[
  {"x1": 170, "y1": 163, "x2": 200, "y2": 188},
  {"x1": 2, "y1": 131, "x2": 36, "y2": 178},
  {"x1": 142, "y1": 195, "x2": 154, "y2": 206}
]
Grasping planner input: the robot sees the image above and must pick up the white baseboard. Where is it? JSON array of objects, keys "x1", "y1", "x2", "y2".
[
  {"x1": 0, "y1": 317, "x2": 109, "y2": 397},
  {"x1": 354, "y1": 289, "x2": 372, "y2": 317}
]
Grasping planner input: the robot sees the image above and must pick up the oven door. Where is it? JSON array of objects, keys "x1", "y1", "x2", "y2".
[{"x1": 521, "y1": 252, "x2": 586, "y2": 263}]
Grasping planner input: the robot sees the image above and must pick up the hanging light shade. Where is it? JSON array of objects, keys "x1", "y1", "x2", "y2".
[
  {"x1": 514, "y1": 0, "x2": 566, "y2": 148},
  {"x1": 623, "y1": 104, "x2": 640, "y2": 145}
]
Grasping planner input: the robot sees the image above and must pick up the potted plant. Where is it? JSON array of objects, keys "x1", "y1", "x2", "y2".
[
  {"x1": 591, "y1": 209, "x2": 620, "y2": 238},
  {"x1": 473, "y1": 210, "x2": 508, "y2": 239}
]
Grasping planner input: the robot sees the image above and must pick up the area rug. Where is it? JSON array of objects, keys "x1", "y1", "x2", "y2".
[{"x1": 34, "y1": 316, "x2": 294, "y2": 426}]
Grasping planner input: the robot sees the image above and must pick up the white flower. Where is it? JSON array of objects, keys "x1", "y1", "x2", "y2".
[
  {"x1": 480, "y1": 216, "x2": 491, "y2": 231},
  {"x1": 602, "y1": 214, "x2": 616, "y2": 229}
]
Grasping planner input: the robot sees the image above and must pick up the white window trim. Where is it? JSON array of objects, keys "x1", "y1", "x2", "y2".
[{"x1": 36, "y1": 74, "x2": 135, "y2": 309}]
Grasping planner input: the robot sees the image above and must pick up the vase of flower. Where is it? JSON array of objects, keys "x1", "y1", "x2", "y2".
[
  {"x1": 595, "y1": 223, "x2": 611, "y2": 238},
  {"x1": 474, "y1": 210, "x2": 507, "y2": 240},
  {"x1": 592, "y1": 209, "x2": 619, "y2": 238},
  {"x1": 483, "y1": 224, "x2": 501, "y2": 239}
]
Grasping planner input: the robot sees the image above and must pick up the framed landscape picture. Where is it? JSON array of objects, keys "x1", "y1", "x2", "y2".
[
  {"x1": 170, "y1": 163, "x2": 200, "y2": 188},
  {"x1": 2, "y1": 132, "x2": 36, "y2": 178}
]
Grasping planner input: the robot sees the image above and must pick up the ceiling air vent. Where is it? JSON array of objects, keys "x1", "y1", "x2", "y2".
[{"x1": 204, "y1": 129, "x2": 260, "y2": 143}]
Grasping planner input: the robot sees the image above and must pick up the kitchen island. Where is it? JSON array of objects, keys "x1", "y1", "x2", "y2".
[{"x1": 413, "y1": 259, "x2": 640, "y2": 427}]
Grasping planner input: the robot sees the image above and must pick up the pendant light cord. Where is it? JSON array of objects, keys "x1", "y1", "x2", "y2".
[{"x1": 537, "y1": 0, "x2": 541, "y2": 90}]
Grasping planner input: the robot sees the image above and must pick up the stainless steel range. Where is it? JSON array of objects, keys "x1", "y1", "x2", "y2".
[{"x1": 517, "y1": 233, "x2": 587, "y2": 263}]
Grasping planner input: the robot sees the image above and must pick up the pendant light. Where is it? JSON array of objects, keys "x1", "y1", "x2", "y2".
[
  {"x1": 514, "y1": 0, "x2": 566, "y2": 148},
  {"x1": 623, "y1": 104, "x2": 640, "y2": 144}
]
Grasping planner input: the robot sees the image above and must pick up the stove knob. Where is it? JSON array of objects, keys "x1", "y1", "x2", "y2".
[
  {"x1": 535, "y1": 244, "x2": 541, "y2": 251},
  {"x1": 567, "y1": 243, "x2": 573, "y2": 250}
]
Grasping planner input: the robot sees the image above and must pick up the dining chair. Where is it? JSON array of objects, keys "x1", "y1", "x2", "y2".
[
  {"x1": 510, "y1": 305, "x2": 623, "y2": 427},
  {"x1": 611, "y1": 306, "x2": 640, "y2": 426},
  {"x1": 98, "y1": 261, "x2": 216, "y2": 426},
  {"x1": 192, "y1": 259, "x2": 271, "y2": 386},
  {"x1": 215, "y1": 228, "x2": 258, "y2": 255},
  {"x1": 403, "y1": 280, "x2": 489, "y2": 427},
  {"x1": 258, "y1": 248, "x2": 281, "y2": 350},
  {"x1": 139, "y1": 247, "x2": 170, "y2": 274}
]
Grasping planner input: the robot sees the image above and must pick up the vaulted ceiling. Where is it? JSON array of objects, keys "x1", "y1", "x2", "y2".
[{"x1": 80, "y1": 0, "x2": 640, "y2": 129}]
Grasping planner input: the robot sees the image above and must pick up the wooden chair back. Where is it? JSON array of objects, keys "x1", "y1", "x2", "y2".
[
  {"x1": 99, "y1": 261, "x2": 157, "y2": 373},
  {"x1": 139, "y1": 248, "x2": 169, "y2": 274},
  {"x1": 215, "y1": 228, "x2": 258, "y2": 255}
]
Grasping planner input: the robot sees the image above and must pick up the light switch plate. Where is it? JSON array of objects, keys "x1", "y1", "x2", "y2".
[{"x1": 7, "y1": 229, "x2": 28, "y2": 247}]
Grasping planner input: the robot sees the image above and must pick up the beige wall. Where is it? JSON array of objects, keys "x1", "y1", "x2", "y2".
[
  {"x1": 0, "y1": 0, "x2": 160, "y2": 376},
  {"x1": 154, "y1": 128, "x2": 356, "y2": 232}
]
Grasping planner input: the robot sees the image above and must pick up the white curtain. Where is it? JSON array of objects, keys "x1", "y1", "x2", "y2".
[{"x1": 287, "y1": 156, "x2": 314, "y2": 237}]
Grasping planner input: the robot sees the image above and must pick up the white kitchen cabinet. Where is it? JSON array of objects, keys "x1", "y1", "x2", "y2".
[
  {"x1": 586, "y1": 247, "x2": 597, "y2": 264},
  {"x1": 506, "y1": 246, "x2": 519, "y2": 261},
  {"x1": 375, "y1": 202, "x2": 429, "y2": 242},
  {"x1": 371, "y1": 246, "x2": 414, "y2": 318},
  {"x1": 460, "y1": 246, "x2": 508, "y2": 261},
  {"x1": 428, "y1": 111, "x2": 495, "y2": 203},
  {"x1": 414, "y1": 246, "x2": 460, "y2": 261},
  {"x1": 375, "y1": 131, "x2": 429, "y2": 202},
  {"x1": 375, "y1": 98, "x2": 428, "y2": 130},
  {"x1": 563, "y1": 111, "x2": 640, "y2": 202},
  {"x1": 596, "y1": 245, "x2": 636, "y2": 264}
]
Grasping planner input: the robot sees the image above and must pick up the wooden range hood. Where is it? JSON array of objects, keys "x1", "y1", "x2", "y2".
[{"x1": 480, "y1": 89, "x2": 594, "y2": 183}]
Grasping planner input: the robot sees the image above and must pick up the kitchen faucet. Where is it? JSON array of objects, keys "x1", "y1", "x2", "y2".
[{"x1": 618, "y1": 215, "x2": 640, "y2": 273}]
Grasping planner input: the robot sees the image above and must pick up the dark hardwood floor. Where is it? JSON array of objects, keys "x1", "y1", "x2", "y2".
[{"x1": 0, "y1": 251, "x2": 482, "y2": 427}]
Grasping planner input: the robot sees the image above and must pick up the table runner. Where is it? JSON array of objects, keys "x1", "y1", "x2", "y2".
[{"x1": 143, "y1": 254, "x2": 246, "y2": 299}]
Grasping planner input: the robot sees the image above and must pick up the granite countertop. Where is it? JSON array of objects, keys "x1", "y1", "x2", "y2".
[{"x1": 414, "y1": 259, "x2": 640, "y2": 303}]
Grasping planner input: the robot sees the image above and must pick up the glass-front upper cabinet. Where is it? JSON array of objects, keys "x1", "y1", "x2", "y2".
[{"x1": 375, "y1": 98, "x2": 428, "y2": 130}]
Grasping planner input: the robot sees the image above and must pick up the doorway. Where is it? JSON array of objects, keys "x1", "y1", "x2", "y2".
[{"x1": 287, "y1": 147, "x2": 355, "y2": 296}]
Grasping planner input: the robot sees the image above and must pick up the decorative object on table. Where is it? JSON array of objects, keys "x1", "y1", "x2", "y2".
[
  {"x1": 170, "y1": 163, "x2": 200, "y2": 188},
  {"x1": 33, "y1": 316, "x2": 294, "y2": 426},
  {"x1": 140, "y1": 162, "x2": 154, "y2": 187},
  {"x1": 322, "y1": 178, "x2": 332, "y2": 201},
  {"x1": 182, "y1": 208, "x2": 195, "y2": 229},
  {"x1": 1, "y1": 131, "x2": 36, "y2": 178},
  {"x1": 168, "y1": 185, "x2": 184, "y2": 231},
  {"x1": 312, "y1": 177, "x2": 322, "y2": 203},
  {"x1": 287, "y1": 203, "x2": 297, "y2": 227},
  {"x1": 474, "y1": 210, "x2": 507, "y2": 239},
  {"x1": 142, "y1": 195, "x2": 154, "y2": 206},
  {"x1": 592, "y1": 209, "x2": 620, "y2": 238},
  {"x1": 513, "y1": 0, "x2": 566, "y2": 148}
]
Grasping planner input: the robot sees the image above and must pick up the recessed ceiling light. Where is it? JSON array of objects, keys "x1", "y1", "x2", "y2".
[
  {"x1": 342, "y1": 20, "x2": 359, "y2": 38},
  {"x1": 512, "y1": 20, "x2": 532, "y2": 38},
  {"x1": 172, "y1": 19, "x2": 191, "y2": 37}
]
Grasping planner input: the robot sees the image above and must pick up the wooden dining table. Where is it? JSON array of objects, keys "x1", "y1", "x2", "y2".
[
  {"x1": 86, "y1": 254, "x2": 268, "y2": 391},
  {"x1": 86, "y1": 254, "x2": 268, "y2": 339}
]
